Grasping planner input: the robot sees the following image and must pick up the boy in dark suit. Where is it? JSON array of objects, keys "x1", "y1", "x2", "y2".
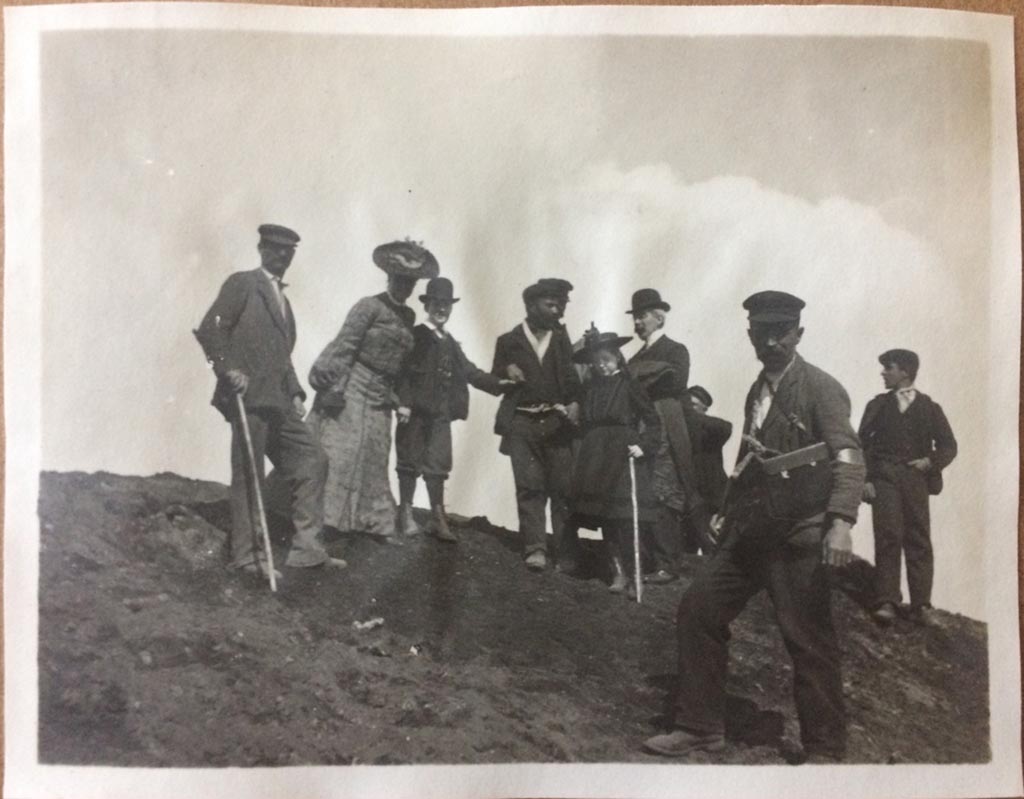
[
  {"x1": 491, "y1": 279, "x2": 582, "y2": 571},
  {"x1": 195, "y1": 224, "x2": 342, "y2": 580},
  {"x1": 683, "y1": 385, "x2": 733, "y2": 553},
  {"x1": 395, "y1": 278, "x2": 512, "y2": 542},
  {"x1": 859, "y1": 349, "x2": 957, "y2": 627}
]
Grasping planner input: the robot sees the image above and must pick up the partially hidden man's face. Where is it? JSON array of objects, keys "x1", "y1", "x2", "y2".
[
  {"x1": 688, "y1": 395, "x2": 709, "y2": 415},
  {"x1": 632, "y1": 310, "x2": 660, "y2": 341},
  {"x1": 590, "y1": 348, "x2": 620, "y2": 377},
  {"x1": 881, "y1": 362, "x2": 910, "y2": 390},
  {"x1": 527, "y1": 297, "x2": 562, "y2": 329},
  {"x1": 748, "y1": 321, "x2": 803, "y2": 372},
  {"x1": 424, "y1": 298, "x2": 453, "y2": 327},
  {"x1": 259, "y1": 242, "x2": 296, "y2": 277}
]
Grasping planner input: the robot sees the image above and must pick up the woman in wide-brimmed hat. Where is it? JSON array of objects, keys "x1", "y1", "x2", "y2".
[
  {"x1": 307, "y1": 240, "x2": 439, "y2": 543},
  {"x1": 567, "y1": 326, "x2": 661, "y2": 596}
]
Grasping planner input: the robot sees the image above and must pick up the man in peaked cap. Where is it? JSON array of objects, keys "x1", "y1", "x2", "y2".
[
  {"x1": 194, "y1": 224, "x2": 344, "y2": 581},
  {"x1": 644, "y1": 290, "x2": 865, "y2": 763},
  {"x1": 858, "y1": 348, "x2": 957, "y2": 628},
  {"x1": 491, "y1": 278, "x2": 582, "y2": 572},
  {"x1": 626, "y1": 288, "x2": 700, "y2": 582}
]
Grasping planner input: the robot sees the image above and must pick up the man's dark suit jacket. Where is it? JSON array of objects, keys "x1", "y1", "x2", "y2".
[
  {"x1": 740, "y1": 354, "x2": 864, "y2": 523},
  {"x1": 858, "y1": 390, "x2": 957, "y2": 495},
  {"x1": 629, "y1": 334, "x2": 690, "y2": 398},
  {"x1": 490, "y1": 323, "x2": 582, "y2": 439},
  {"x1": 688, "y1": 411, "x2": 733, "y2": 513},
  {"x1": 195, "y1": 268, "x2": 305, "y2": 420}
]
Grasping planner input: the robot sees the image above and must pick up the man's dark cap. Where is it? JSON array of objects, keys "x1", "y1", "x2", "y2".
[
  {"x1": 523, "y1": 278, "x2": 574, "y2": 303},
  {"x1": 879, "y1": 348, "x2": 919, "y2": 373},
  {"x1": 687, "y1": 385, "x2": 713, "y2": 408},
  {"x1": 258, "y1": 224, "x2": 300, "y2": 246},
  {"x1": 743, "y1": 290, "x2": 805, "y2": 323},
  {"x1": 419, "y1": 277, "x2": 460, "y2": 305},
  {"x1": 626, "y1": 288, "x2": 671, "y2": 315}
]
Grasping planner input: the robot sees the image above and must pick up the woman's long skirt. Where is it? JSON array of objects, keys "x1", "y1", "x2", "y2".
[{"x1": 308, "y1": 362, "x2": 398, "y2": 538}]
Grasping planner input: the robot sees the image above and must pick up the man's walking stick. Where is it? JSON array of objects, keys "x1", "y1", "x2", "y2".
[
  {"x1": 235, "y1": 393, "x2": 277, "y2": 592},
  {"x1": 629, "y1": 456, "x2": 643, "y2": 604}
]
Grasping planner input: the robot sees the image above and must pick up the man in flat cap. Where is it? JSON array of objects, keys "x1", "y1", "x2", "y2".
[
  {"x1": 491, "y1": 278, "x2": 582, "y2": 571},
  {"x1": 626, "y1": 288, "x2": 700, "y2": 583},
  {"x1": 858, "y1": 349, "x2": 957, "y2": 627},
  {"x1": 644, "y1": 290, "x2": 865, "y2": 764},
  {"x1": 195, "y1": 224, "x2": 343, "y2": 580},
  {"x1": 682, "y1": 386, "x2": 733, "y2": 553}
]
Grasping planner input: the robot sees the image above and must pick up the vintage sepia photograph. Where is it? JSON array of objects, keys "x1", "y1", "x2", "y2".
[{"x1": 4, "y1": 4, "x2": 1021, "y2": 798}]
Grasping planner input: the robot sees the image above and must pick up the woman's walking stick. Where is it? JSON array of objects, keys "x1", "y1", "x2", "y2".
[
  {"x1": 235, "y1": 393, "x2": 277, "y2": 592},
  {"x1": 629, "y1": 456, "x2": 643, "y2": 604}
]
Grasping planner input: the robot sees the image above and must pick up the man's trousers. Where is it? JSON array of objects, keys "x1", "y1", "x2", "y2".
[
  {"x1": 505, "y1": 413, "x2": 574, "y2": 557},
  {"x1": 872, "y1": 467, "x2": 932, "y2": 607},
  {"x1": 673, "y1": 515, "x2": 846, "y2": 758},
  {"x1": 229, "y1": 408, "x2": 330, "y2": 569}
]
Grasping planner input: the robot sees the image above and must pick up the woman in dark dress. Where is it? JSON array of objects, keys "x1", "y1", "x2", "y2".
[{"x1": 569, "y1": 330, "x2": 661, "y2": 595}]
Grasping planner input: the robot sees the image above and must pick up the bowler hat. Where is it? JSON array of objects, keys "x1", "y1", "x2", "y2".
[
  {"x1": 258, "y1": 224, "x2": 300, "y2": 246},
  {"x1": 743, "y1": 290, "x2": 805, "y2": 323},
  {"x1": 373, "y1": 239, "x2": 440, "y2": 279},
  {"x1": 419, "y1": 277, "x2": 460, "y2": 305},
  {"x1": 571, "y1": 329, "x2": 633, "y2": 364},
  {"x1": 627, "y1": 288, "x2": 671, "y2": 315},
  {"x1": 523, "y1": 277, "x2": 574, "y2": 304},
  {"x1": 687, "y1": 385, "x2": 714, "y2": 408}
]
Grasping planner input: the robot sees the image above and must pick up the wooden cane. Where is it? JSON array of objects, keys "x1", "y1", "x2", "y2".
[
  {"x1": 629, "y1": 456, "x2": 643, "y2": 604},
  {"x1": 235, "y1": 393, "x2": 277, "y2": 592}
]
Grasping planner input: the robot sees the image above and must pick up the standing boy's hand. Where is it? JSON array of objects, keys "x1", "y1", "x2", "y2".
[
  {"x1": 397, "y1": 406, "x2": 412, "y2": 424},
  {"x1": 627, "y1": 444, "x2": 644, "y2": 459}
]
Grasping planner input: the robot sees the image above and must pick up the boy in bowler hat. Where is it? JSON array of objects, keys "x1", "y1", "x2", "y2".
[
  {"x1": 859, "y1": 349, "x2": 957, "y2": 627},
  {"x1": 396, "y1": 278, "x2": 515, "y2": 541}
]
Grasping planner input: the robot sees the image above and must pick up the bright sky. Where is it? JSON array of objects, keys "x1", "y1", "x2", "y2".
[{"x1": 40, "y1": 31, "x2": 992, "y2": 617}]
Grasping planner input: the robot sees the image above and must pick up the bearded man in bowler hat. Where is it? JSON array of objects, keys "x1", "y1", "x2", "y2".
[
  {"x1": 859, "y1": 349, "x2": 957, "y2": 627},
  {"x1": 194, "y1": 224, "x2": 344, "y2": 580},
  {"x1": 644, "y1": 290, "x2": 865, "y2": 763},
  {"x1": 491, "y1": 278, "x2": 582, "y2": 572},
  {"x1": 626, "y1": 288, "x2": 700, "y2": 583},
  {"x1": 395, "y1": 278, "x2": 514, "y2": 542}
]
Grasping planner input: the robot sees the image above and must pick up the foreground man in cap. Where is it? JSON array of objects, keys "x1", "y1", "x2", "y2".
[
  {"x1": 626, "y1": 288, "x2": 699, "y2": 583},
  {"x1": 858, "y1": 349, "x2": 957, "y2": 627},
  {"x1": 644, "y1": 290, "x2": 865, "y2": 763},
  {"x1": 491, "y1": 279, "x2": 582, "y2": 571},
  {"x1": 395, "y1": 278, "x2": 514, "y2": 542},
  {"x1": 194, "y1": 225, "x2": 342, "y2": 579}
]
